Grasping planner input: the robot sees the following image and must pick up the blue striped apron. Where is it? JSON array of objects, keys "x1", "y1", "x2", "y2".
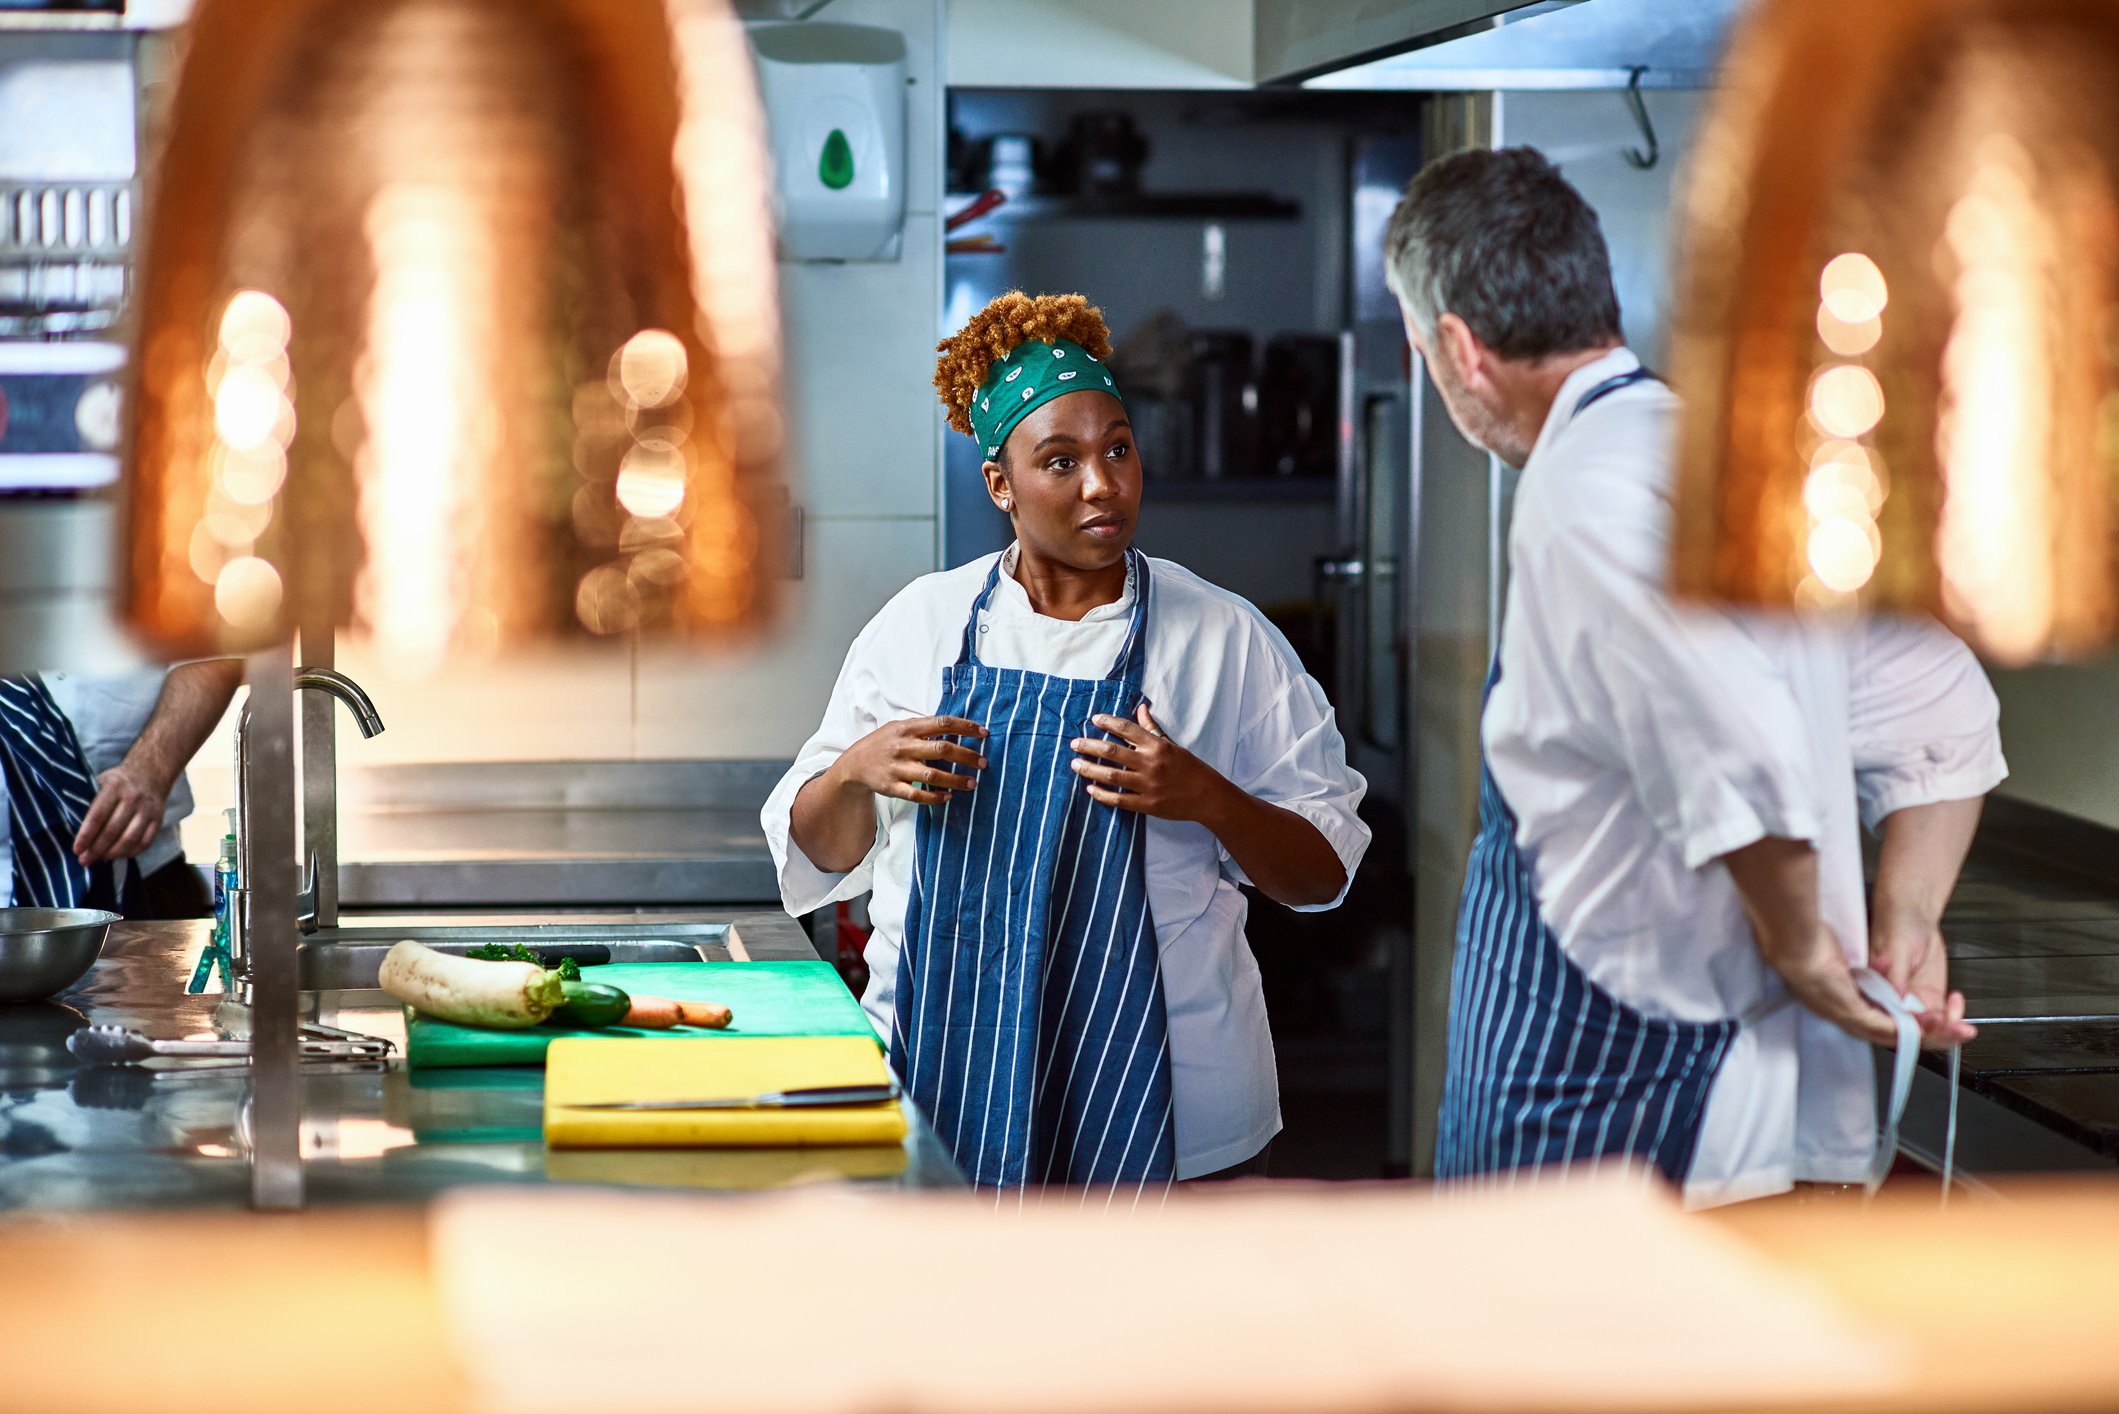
[
  {"x1": 890, "y1": 550, "x2": 1176, "y2": 1191},
  {"x1": 1437, "y1": 367, "x2": 1741, "y2": 1188},
  {"x1": 0, "y1": 676, "x2": 116, "y2": 910}
]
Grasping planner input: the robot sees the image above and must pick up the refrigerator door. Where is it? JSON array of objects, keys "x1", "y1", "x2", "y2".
[
  {"x1": 1312, "y1": 320, "x2": 1423, "y2": 1176},
  {"x1": 1319, "y1": 328, "x2": 1415, "y2": 815}
]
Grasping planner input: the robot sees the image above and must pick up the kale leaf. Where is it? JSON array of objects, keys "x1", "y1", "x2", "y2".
[{"x1": 464, "y1": 942, "x2": 584, "y2": 980}]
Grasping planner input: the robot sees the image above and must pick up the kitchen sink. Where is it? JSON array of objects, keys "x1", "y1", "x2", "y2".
[{"x1": 295, "y1": 920, "x2": 737, "y2": 991}]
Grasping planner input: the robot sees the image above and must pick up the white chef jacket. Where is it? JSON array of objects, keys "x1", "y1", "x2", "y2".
[
  {"x1": 1487, "y1": 349, "x2": 2008, "y2": 1208},
  {"x1": 0, "y1": 670, "x2": 196, "y2": 904},
  {"x1": 763, "y1": 546, "x2": 1371, "y2": 1177}
]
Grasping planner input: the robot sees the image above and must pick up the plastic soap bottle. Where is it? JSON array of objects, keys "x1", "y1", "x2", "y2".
[{"x1": 190, "y1": 808, "x2": 239, "y2": 993}]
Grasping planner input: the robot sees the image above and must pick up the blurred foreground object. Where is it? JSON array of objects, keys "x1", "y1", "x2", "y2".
[
  {"x1": 8, "y1": 1176, "x2": 2119, "y2": 1412},
  {"x1": 431, "y1": 1178, "x2": 1905, "y2": 1412},
  {"x1": 1672, "y1": 0, "x2": 2119, "y2": 665},
  {"x1": 123, "y1": 0, "x2": 784, "y2": 670}
]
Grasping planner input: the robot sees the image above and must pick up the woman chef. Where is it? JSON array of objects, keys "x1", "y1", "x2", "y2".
[{"x1": 763, "y1": 292, "x2": 1369, "y2": 1190}]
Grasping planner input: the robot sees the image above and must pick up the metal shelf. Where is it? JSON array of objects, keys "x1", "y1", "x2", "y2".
[
  {"x1": 0, "y1": 0, "x2": 185, "y2": 30},
  {"x1": 946, "y1": 191, "x2": 1301, "y2": 223},
  {"x1": 0, "y1": 10, "x2": 122, "y2": 30}
]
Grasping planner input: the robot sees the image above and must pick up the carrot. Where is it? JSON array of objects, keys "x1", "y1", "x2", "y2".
[
  {"x1": 623, "y1": 995, "x2": 685, "y2": 1029},
  {"x1": 676, "y1": 999, "x2": 733, "y2": 1030}
]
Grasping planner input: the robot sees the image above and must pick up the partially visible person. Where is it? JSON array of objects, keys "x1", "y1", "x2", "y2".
[
  {"x1": 0, "y1": 661, "x2": 244, "y2": 918},
  {"x1": 1385, "y1": 148, "x2": 2005, "y2": 1207}
]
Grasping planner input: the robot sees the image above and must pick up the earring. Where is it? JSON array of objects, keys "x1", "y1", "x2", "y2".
[{"x1": 1000, "y1": 498, "x2": 1012, "y2": 511}]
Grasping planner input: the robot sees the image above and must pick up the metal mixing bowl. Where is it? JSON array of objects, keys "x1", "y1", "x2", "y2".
[{"x1": 0, "y1": 908, "x2": 119, "y2": 1003}]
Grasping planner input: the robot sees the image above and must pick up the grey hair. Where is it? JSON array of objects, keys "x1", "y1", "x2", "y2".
[{"x1": 1382, "y1": 146, "x2": 1623, "y2": 360}]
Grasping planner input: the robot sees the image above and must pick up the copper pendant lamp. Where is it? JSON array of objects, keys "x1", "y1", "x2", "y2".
[
  {"x1": 1670, "y1": 0, "x2": 2119, "y2": 665},
  {"x1": 122, "y1": 0, "x2": 783, "y2": 671}
]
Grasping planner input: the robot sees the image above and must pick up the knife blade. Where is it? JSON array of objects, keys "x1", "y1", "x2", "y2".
[{"x1": 565, "y1": 1082, "x2": 902, "y2": 1111}]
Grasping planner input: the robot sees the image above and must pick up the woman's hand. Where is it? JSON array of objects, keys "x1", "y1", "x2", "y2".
[
  {"x1": 1070, "y1": 705, "x2": 1226, "y2": 820},
  {"x1": 790, "y1": 716, "x2": 987, "y2": 874},
  {"x1": 832, "y1": 715, "x2": 989, "y2": 806},
  {"x1": 1072, "y1": 704, "x2": 1347, "y2": 907}
]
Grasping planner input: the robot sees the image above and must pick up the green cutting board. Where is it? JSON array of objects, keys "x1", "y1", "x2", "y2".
[{"x1": 404, "y1": 960, "x2": 878, "y2": 1069}]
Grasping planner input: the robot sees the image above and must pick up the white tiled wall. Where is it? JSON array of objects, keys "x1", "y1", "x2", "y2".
[
  {"x1": 183, "y1": 0, "x2": 949, "y2": 847},
  {"x1": 653, "y1": 0, "x2": 948, "y2": 749},
  {"x1": 779, "y1": 210, "x2": 944, "y2": 519},
  {"x1": 636, "y1": 516, "x2": 940, "y2": 756}
]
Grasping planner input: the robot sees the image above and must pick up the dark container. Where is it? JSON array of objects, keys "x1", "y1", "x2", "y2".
[
  {"x1": 1187, "y1": 330, "x2": 1256, "y2": 481},
  {"x1": 1257, "y1": 334, "x2": 1341, "y2": 479}
]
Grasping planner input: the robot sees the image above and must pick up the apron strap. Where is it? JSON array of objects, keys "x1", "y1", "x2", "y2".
[
  {"x1": 1485, "y1": 366, "x2": 1657, "y2": 689},
  {"x1": 1107, "y1": 551, "x2": 1151, "y2": 684},
  {"x1": 956, "y1": 557, "x2": 1009, "y2": 667},
  {"x1": 1852, "y1": 967, "x2": 1927, "y2": 1196},
  {"x1": 1570, "y1": 365, "x2": 1659, "y2": 420},
  {"x1": 957, "y1": 549, "x2": 1153, "y2": 683}
]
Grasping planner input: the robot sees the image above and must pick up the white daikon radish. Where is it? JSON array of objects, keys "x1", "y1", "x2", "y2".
[{"x1": 377, "y1": 940, "x2": 563, "y2": 1029}]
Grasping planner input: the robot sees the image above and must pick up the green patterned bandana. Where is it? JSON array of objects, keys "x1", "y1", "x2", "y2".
[{"x1": 968, "y1": 339, "x2": 1123, "y2": 460}]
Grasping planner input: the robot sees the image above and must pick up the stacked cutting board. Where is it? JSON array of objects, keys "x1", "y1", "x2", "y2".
[{"x1": 400, "y1": 956, "x2": 906, "y2": 1150}]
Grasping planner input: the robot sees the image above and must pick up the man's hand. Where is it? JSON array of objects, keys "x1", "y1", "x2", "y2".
[
  {"x1": 70, "y1": 658, "x2": 243, "y2": 867},
  {"x1": 1870, "y1": 906, "x2": 1977, "y2": 1046},
  {"x1": 1723, "y1": 833, "x2": 1965, "y2": 1050},
  {"x1": 1071, "y1": 704, "x2": 1229, "y2": 820},
  {"x1": 1771, "y1": 924, "x2": 1902, "y2": 1048},
  {"x1": 1866, "y1": 798, "x2": 1985, "y2": 1048},
  {"x1": 75, "y1": 763, "x2": 172, "y2": 865}
]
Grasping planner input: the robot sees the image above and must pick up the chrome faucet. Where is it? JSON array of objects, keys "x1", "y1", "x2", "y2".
[
  {"x1": 292, "y1": 668, "x2": 385, "y2": 738},
  {"x1": 230, "y1": 667, "x2": 385, "y2": 980}
]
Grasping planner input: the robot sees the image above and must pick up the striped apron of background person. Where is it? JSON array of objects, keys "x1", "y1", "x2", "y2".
[
  {"x1": 891, "y1": 549, "x2": 1177, "y2": 1195},
  {"x1": 0, "y1": 676, "x2": 116, "y2": 910},
  {"x1": 1436, "y1": 366, "x2": 1742, "y2": 1188},
  {"x1": 1435, "y1": 741, "x2": 1741, "y2": 1186}
]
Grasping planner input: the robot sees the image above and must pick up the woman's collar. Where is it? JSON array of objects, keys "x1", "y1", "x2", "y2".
[{"x1": 996, "y1": 542, "x2": 1137, "y2": 622}]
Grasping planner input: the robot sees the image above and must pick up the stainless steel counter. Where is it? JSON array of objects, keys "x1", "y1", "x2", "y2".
[
  {"x1": 331, "y1": 760, "x2": 789, "y2": 909},
  {"x1": 1888, "y1": 802, "x2": 2119, "y2": 1187},
  {"x1": 0, "y1": 913, "x2": 961, "y2": 1211}
]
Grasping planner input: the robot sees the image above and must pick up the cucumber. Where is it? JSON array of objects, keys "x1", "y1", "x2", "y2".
[{"x1": 553, "y1": 979, "x2": 631, "y2": 1028}]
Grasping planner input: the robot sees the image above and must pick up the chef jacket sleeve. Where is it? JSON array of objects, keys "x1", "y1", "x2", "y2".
[
  {"x1": 1847, "y1": 615, "x2": 2007, "y2": 829},
  {"x1": 760, "y1": 619, "x2": 894, "y2": 917},
  {"x1": 1221, "y1": 617, "x2": 1373, "y2": 911},
  {"x1": 1534, "y1": 521, "x2": 1823, "y2": 871}
]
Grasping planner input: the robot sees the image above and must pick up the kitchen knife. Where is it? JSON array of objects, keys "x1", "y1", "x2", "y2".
[{"x1": 565, "y1": 1082, "x2": 901, "y2": 1111}]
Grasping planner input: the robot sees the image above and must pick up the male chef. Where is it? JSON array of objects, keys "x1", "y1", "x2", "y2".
[
  {"x1": 1386, "y1": 147, "x2": 2006, "y2": 1206},
  {"x1": 1, "y1": 661, "x2": 242, "y2": 917}
]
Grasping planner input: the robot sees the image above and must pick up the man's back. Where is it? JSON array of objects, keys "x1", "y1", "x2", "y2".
[{"x1": 1476, "y1": 350, "x2": 2003, "y2": 1204}]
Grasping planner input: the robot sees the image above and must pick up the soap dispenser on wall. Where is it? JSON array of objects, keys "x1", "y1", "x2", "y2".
[{"x1": 749, "y1": 22, "x2": 908, "y2": 261}]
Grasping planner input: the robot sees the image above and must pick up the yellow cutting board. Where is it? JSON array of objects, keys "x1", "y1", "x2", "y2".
[{"x1": 543, "y1": 1036, "x2": 908, "y2": 1150}]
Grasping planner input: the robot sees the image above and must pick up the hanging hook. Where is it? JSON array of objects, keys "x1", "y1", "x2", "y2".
[{"x1": 1622, "y1": 67, "x2": 1660, "y2": 171}]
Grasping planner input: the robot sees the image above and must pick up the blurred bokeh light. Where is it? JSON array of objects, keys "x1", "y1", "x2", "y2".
[
  {"x1": 1672, "y1": 0, "x2": 2119, "y2": 664},
  {"x1": 123, "y1": 0, "x2": 783, "y2": 671}
]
